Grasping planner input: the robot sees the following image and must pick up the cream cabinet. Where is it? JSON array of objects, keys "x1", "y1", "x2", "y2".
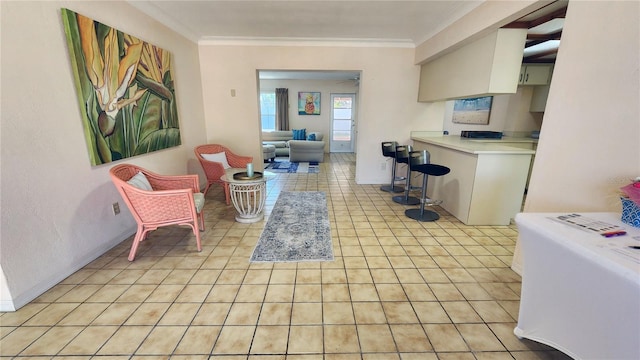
[
  {"x1": 418, "y1": 28, "x2": 527, "y2": 102},
  {"x1": 412, "y1": 138, "x2": 533, "y2": 225},
  {"x1": 519, "y1": 64, "x2": 553, "y2": 85},
  {"x1": 530, "y1": 84, "x2": 550, "y2": 112}
]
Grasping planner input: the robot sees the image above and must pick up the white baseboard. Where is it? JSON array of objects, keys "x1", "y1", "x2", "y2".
[
  {"x1": 0, "y1": 300, "x2": 16, "y2": 312},
  {"x1": 3, "y1": 227, "x2": 135, "y2": 312}
]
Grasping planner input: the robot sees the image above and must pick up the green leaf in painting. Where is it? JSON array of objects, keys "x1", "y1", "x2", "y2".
[
  {"x1": 134, "y1": 128, "x2": 181, "y2": 155},
  {"x1": 95, "y1": 130, "x2": 112, "y2": 164},
  {"x1": 135, "y1": 92, "x2": 163, "y2": 140}
]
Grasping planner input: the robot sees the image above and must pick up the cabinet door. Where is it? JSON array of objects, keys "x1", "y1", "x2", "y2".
[
  {"x1": 523, "y1": 65, "x2": 551, "y2": 85},
  {"x1": 518, "y1": 66, "x2": 526, "y2": 84}
]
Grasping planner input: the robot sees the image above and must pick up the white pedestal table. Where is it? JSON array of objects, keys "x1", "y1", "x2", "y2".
[{"x1": 221, "y1": 169, "x2": 276, "y2": 223}]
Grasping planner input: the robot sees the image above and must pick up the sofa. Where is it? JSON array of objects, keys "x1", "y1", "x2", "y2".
[
  {"x1": 288, "y1": 140, "x2": 325, "y2": 162},
  {"x1": 262, "y1": 130, "x2": 325, "y2": 162}
]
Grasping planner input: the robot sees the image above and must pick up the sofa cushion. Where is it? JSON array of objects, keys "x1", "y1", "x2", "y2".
[
  {"x1": 262, "y1": 130, "x2": 293, "y2": 142},
  {"x1": 193, "y1": 192, "x2": 205, "y2": 213},
  {"x1": 262, "y1": 140, "x2": 288, "y2": 149},
  {"x1": 292, "y1": 128, "x2": 306, "y2": 140},
  {"x1": 306, "y1": 133, "x2": 316, "y2": 141},
  {"x1": 202, "y1": 152, "x2": 231, "y2": 169},
  {"x1": 289, "y1": 140, "x2": 325, "y2": 162}
]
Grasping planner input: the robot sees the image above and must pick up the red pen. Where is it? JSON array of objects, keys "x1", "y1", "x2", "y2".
[{"x1": 602, "y1": 231, "x2": 626, "y2": 237}]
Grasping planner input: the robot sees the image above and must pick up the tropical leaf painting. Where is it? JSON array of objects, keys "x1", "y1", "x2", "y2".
[{"x1": 61, "y1": 9, "x2": 181, "y2": 166}]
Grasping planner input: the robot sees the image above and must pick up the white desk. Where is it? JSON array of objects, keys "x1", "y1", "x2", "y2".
[{"x1": 514, "y1": 212, "x2": 640, "y2": 359}]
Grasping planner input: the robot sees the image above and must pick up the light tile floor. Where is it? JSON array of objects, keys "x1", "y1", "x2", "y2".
[{"x1": 0, "y1": 153, "x2": 571, "y2": 359}]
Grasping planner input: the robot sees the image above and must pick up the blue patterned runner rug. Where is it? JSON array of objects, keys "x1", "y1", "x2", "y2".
[
  {"x1": 251, "y1": 191, "x2": 333, "y2": 262},
  {"x1": 264, "y1": 161, "x2": 319, "y2": 174}
]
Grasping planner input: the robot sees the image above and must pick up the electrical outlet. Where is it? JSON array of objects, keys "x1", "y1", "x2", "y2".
[{"x1": 112, "y1": 202, "x2": 120, "y2": 215}]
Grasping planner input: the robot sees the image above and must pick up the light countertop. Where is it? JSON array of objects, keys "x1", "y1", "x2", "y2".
[{"x1": 411, "y1": 133, "x2": 536, "y2": 155}]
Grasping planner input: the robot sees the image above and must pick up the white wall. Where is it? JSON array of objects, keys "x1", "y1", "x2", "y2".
[
  {"x1": 510, "y1": 0, "x2": 640, "y2": 275},
  {"x1": 260, "y1": 78, "x2": 359, "y2": 153},
  {"x1": 0, "y1": 1, "x2": 207, "y2": 310},
  {"x1": 443, "y1": 86, "x2": 543, "y2": 135},
  {"x1": 198, "y1": 44, "x2": 442, "y2": 184},
  {"x1": 525, "y1": 0, "x2": 640, "y2": 212}
]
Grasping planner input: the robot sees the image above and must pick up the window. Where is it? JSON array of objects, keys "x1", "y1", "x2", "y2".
[{"x1": 260, "y1": 91, "x2": 276, "y2": 131}]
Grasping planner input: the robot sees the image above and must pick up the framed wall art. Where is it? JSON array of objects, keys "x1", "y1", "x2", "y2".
[
  {"x1": 61, "y1": 9, "x2": 181, "y2": 166},
  {"x1": 452, "y1": 96, "x2": 493, "y2": 125},
  {"x1": 298, "y1": 92, "x2": 320, "y2": 115}
]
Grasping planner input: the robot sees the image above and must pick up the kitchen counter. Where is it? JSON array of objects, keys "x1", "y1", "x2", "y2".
[
  {"x1": 411, "y1": 132, "x2": 535, "y2": 225},
  {"x1": 410, "y1": 134, "x2": 536, "y2": 154}
]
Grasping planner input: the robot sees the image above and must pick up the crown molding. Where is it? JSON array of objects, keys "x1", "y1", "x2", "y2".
[{"x1": 198, "y1": 36, "x2": 415, "y2": 48}]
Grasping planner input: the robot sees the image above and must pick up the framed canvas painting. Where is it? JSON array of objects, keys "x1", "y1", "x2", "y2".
[
  {"x1": 452, "y1": 96, "x2": 493, "y2": 125},
  {"x1": 298, "y1": 92, "x2": 320, "y2": 115},
  {"x1": 61, "y1": 9, "x2": 181, "y2": 165}
]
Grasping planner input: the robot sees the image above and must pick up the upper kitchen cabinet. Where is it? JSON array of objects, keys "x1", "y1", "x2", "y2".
[
  {"x1": 418, "y1": 28, "x2": 527, "y2": 102},
  {"x1": 417, "y1": 1, "x2": 566, "y2": 103},
  {"x1": 519, "y1": 64, "x2": 553, "y2": 85}
]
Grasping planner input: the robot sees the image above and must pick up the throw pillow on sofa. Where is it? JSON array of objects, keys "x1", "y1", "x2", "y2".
[
  {"x1": 308, "y1": 132, "x2": 323, "y2": 141},
  {"x1": 292, "y1": 128, "x2": 306, "y2": 140},
  {"x1": 307, "y1": 133, "x2": 316, "y2": 141}
]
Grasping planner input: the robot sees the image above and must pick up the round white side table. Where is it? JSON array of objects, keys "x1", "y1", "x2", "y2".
[{"x1": 220, "y1": 169, "x2": 276, "y2": 223}]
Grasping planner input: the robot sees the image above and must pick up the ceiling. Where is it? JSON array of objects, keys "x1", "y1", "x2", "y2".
[
  {"x1": 129, "y1": 0, "x2": 567, "y2": 80},
  {"x1": 128, "y1": 0, "x2": 484, "y2": 45},
  {"x1": 504, "y1": 0, "x2": 568, "y2": 63}
]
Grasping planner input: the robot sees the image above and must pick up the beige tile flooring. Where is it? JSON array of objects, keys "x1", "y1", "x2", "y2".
[{"x1": 0, "y1": 153, "x2": 571, "y2": 359}]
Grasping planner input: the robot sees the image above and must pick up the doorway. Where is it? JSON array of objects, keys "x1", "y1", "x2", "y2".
[{"x1": 330, "y1": 93, "x2": 357, "y2": 153}]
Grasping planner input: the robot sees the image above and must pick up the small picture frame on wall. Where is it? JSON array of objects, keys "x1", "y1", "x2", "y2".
[
  {"x1": 298, "y1": 92, "x2": 321, "y2": 115},
  {"x1": 452, "y1": 96, "x2": 493, "y2": 125}
]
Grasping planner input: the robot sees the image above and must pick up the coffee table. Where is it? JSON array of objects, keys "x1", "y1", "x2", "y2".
[{"x1": 220, "y1": 169, "x2": 276, "y2": 223}]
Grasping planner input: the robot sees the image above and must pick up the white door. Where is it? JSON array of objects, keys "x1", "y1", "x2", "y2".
[{"x1": 330, "y1": 93, "x2": 356, "y2": 153}]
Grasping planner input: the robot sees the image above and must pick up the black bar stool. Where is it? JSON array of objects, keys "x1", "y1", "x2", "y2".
[
  {"x1": 392, "y1": 145, "x2": 420, "y2": 205},
  {"x1": 380, "y1": 141, "x2": 404, "y2": 193},
  {"x1": 405, "y1": 150, "x2": 450, "y2": 221}
]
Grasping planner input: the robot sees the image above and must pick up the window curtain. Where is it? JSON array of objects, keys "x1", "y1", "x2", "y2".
[{"x1": 275, "y1": 88, "x2": 289, "y2": 130}]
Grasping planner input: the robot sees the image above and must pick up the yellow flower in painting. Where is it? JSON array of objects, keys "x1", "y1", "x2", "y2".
[
  {"x1": 77, "y1": 13, "x2": 146, "y2": 134},
  {"x1": 129, "y1": 36, "x2": 173, "y2": 100},
  {"x1": 136, "y1": 40, "x2": 170, "y2": 83}
]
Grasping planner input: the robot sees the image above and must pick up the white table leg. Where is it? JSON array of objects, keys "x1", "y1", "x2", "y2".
[{"x1": 229, "y1": 181, "x2": 266, "y2": 223}]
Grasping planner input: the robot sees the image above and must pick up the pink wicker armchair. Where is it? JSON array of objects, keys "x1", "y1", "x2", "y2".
[
  {"x1": 110, "y1": 164, "x2": 204, "y2": 261},
  {"x1": 194, "y1": 144, "x2": 253, "y2": 205}
]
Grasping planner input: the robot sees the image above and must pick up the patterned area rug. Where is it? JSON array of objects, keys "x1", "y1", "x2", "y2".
[
  {"x1": 265, "y1": 161, "x2": 319, "y2": 174},
  {"x1": 251, "y1": 191, "x2": 333, "y2": 262}
]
